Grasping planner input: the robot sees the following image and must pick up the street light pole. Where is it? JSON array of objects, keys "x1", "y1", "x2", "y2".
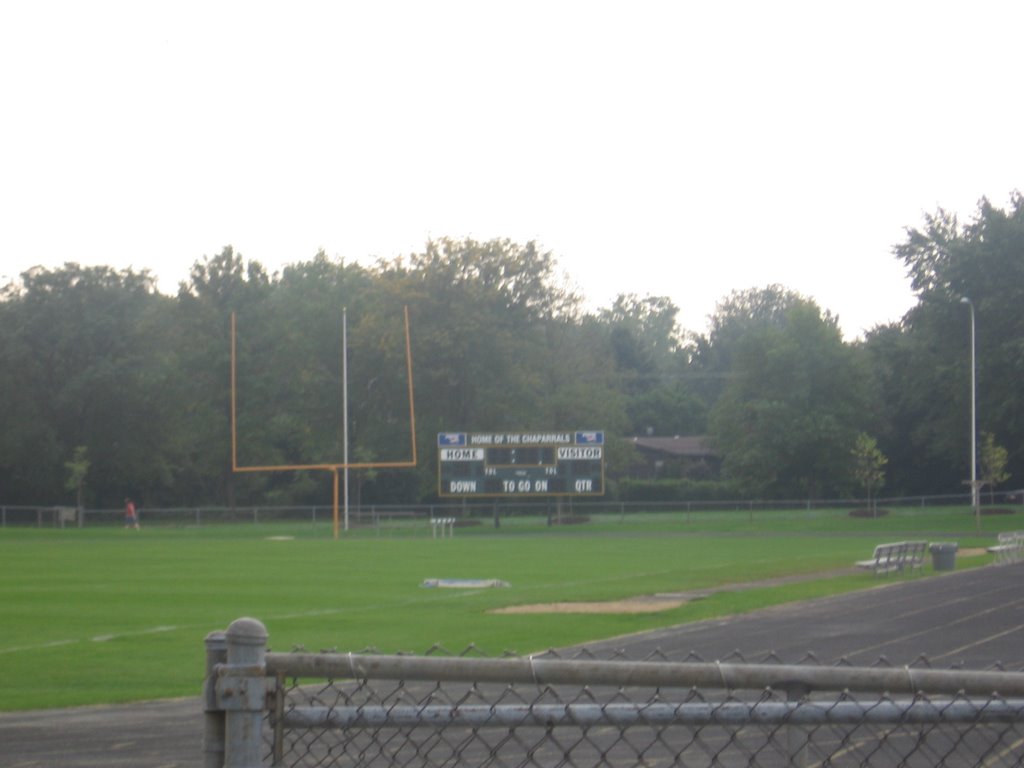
[{"x1": 960, "y1": 296, "x2": 979, "y2": 531}]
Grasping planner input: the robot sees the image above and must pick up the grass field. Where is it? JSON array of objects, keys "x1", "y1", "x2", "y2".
[{"x1": 0, "y1": 506, "x2": 1018, "y2": 711}]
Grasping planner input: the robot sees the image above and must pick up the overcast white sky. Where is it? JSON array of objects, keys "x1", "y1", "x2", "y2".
[{"x1": 1, "y1": 1, "x2": 1021, "y2": 338}]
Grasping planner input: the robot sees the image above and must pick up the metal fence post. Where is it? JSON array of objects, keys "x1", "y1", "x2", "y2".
[
  {"x1": 223, "y1": 617, "x2": 269, "y2": 768},
  {"x1": 204, "y1": 630, "x2": 228, "y2": 768}
]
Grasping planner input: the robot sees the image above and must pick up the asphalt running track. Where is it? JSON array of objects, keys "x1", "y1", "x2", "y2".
[
  {"x1": 2, "y1": 562, "x2": 1022, "y2": 767},
  {"x1": 583, "y1": 561, "x2": 1024, "y2": 669}
]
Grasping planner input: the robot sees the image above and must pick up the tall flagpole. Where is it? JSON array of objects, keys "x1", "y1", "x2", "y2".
[{"x1": 960, "y1": 297, "x2": 978, "y2": 533}]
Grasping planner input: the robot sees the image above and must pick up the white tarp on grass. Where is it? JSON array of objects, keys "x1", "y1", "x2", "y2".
[{"x1": 421, "y1": 578, "x2": 510, "y2": 588}]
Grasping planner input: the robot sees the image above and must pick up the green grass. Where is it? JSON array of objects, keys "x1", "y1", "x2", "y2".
[{"x1": 0, "y1": 507, "x2": 1017, "y2": 711}]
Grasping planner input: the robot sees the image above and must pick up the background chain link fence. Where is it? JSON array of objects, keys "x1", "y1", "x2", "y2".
[{"x1": 205, "y1": 619, "x2": 1024, "y2": 767}]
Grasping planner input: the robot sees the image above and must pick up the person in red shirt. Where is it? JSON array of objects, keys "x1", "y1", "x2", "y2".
[{"x1": 124, "y1": 497, "x2": 139, "y2": 529}]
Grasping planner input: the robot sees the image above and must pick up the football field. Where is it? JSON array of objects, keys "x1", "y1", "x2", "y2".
[{"x1": 0, "y1": 508, "x2": 1012, "y2": 711}]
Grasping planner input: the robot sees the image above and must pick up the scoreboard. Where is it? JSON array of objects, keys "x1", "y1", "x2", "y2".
[{"x1": 437, "y1": 431, "x2": 605, "y2": 497}]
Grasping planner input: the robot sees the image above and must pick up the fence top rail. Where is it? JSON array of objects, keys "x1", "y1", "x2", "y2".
[{"x1": 263, "y1": 651, "x2": 1024, "y2": 697}]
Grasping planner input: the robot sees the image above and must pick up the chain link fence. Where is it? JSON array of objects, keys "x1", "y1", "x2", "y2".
[
  {"x1": 6, "y1": 492, "x2": 1024, "y2": 529},
  {"x1": 205, "y1": 618, "x2": 1024, "y2": 768}
]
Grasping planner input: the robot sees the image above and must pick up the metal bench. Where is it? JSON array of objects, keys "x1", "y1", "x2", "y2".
[
  {"x1": 855, "y1": 541, "x2": 927, "y2": 576},
  {"x1": 903, "y1": 540, "x2": 927, "y2": 573},
  {"x1": 57, "y1": 506, "x2": 78, "y2": 528},
  {"x1": 430, "y1": 517, "x2": 456, "y2": 539},
  {"x1": 987, "y1": 531, "x2": 1024, "y2": 565}
]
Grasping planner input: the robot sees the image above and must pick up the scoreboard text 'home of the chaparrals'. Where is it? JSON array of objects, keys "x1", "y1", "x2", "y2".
[{"x1": 437, "y1": 431, "x2": 605, "y2": 497}]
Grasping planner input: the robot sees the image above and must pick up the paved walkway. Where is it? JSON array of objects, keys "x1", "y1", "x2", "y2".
[{"x1": 2, "y1": 563, "x2": 1022, "y2": 767}]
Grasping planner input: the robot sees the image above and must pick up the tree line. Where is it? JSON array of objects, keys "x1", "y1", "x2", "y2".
[{"x1": 2, "y1": 194, "x2": 1022, "y2": 509}]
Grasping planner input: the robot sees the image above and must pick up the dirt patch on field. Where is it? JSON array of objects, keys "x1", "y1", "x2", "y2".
[
  {"x1": 490, "y1": 555, "x2": 992, "y2": 615},
  {"x1": 492, "y1": 597, "x2": 689, "y2": 615},
  {"x1": 490, "y1": 570, "x2": 852, "y2": 616}
]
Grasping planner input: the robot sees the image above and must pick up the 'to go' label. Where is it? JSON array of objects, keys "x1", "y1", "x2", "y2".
[{"x1": 502, "y1": 479, "x2": 550, "y2": 493}]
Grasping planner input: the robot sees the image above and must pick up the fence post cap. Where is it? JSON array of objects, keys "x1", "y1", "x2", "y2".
[
  {"x1": 225, "y1": 617, "x2": 268, "y2": 645},
  {"x1": 204, "y1": 629, "x2": 227, "y2": 647}
]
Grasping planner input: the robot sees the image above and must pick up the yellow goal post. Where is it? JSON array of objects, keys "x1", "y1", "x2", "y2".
[{"x1": 230, "y1": 307, "x2": 418, "y2": 539}]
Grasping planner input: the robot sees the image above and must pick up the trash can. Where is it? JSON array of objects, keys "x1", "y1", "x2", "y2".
[{"x1": 929, "y1": 542, "x2": 958, "y2": 571}]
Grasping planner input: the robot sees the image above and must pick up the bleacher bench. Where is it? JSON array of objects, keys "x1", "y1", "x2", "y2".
[
  {"x1": 855, "y1": 541, "x2": 927, "y2": 576},
  {"x1": 57, "y1": 507, "x2": 77, "y2": 528},
  {"x1": 430, "y1": 517, "x2": 456, "y2": 538},
  {"x1": 987, "y1": 531, "x2": 1024, "y2": 565}
]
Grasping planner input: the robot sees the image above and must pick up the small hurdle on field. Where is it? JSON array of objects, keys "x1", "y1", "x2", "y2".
[{"x1": 431, "y1": 517, "x2": 456, "y2": 538}]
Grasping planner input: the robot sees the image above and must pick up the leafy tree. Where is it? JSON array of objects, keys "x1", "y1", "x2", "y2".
[
  {"x1": 598, "y1": 294, "x2": 683, "y2": 378},
  {"x1": 237, "y1": 252, "x2": 372, "y2": 494},
  {"x1": 693, "y1": 285, "x2": 805, "y2": 360},
  {"x1": 0, "y1": 285, "x2": 56, "y2": 501},
  {"x1": 861, "y1": 323, "x2": 931, "y2": 494},
  {"x1": 175, "y1": 246, "x2": 273, "y2": 505},
  {"x1": 12, "y1": 200, "x2": 1024, "y2": 510},
  {"x1": 181, "y1": 244, "x2": 271, "y2": 305},
  {"x1": 625, "y1": 385, "x2": 706, "y2": 438},
  {"x1": 371, "y1": 237, "x2": 591, "y2": 498},
  {"x1": 883, "y1": 193, "x2": 1024, "y2": 493},
  {"x1": 532, "y1": 314, "x2": 628, "y2": 442},
  {"x1": 851, "y1": 433, "x2": 886, "y2": 515},
  {"x1": 64, "y1": 445, "x2": 90, "y2": 511},
  {"x1": 690, "y1": 285, "x2": 807, "y2": 413},
  {"x1": 0, "y1": 263, "x2": 169, "y2": 505},
  {"x1": 709, "y1": 292, "x2": 873, "y2": 498},
  {"x1": 593, "y1": 294, "x2": 701, "y2": 436},
  {"x1": 979, "y1": 431, "x2": 1010, "y2": 504}
]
